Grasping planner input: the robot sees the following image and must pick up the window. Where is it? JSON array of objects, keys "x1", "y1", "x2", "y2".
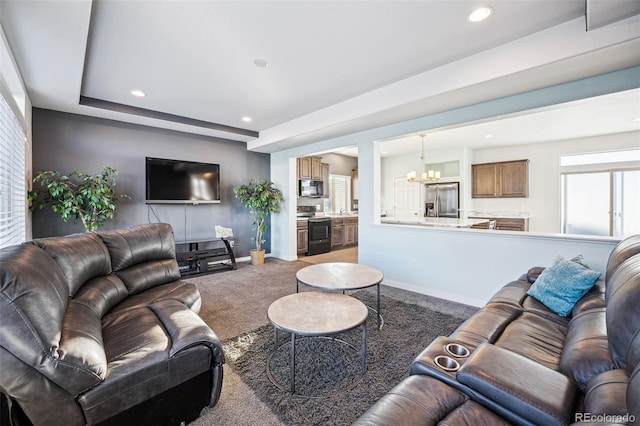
[
  {"x1": 329, "y1": 174, "x2": 351, "y2": 213},
  {"x1": 0, "y1": 91, "x2": 26, "y2": 247},
  {"x1": 561, "y1": 150, "x2": 640, "y2": 239}
]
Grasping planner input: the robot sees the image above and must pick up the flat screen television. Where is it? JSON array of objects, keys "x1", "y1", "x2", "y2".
[{"x1": 145, "y1": 157, "x2": 221, "y2": 204}]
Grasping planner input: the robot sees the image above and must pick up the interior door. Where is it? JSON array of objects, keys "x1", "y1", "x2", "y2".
[{"x1": 394, "y1": 177, "x2": 420, "y2": 217}]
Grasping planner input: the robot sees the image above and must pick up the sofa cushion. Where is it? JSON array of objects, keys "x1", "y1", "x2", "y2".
[
  {"x1": 527, "y1": 255, "x2": 601, "y2": 316},
  {"x1": 97, "y1": 223, "x2": 177, "y2": 272},
  {"x1": 560, "y1": 308, "x2": 614, "y2": 392},
  {"x1": 495, "y1": 312, "x2": 567, "y2": 370},
  {"x1": 72, "y1": 274, "x2": 129, "y2": 318},
  {"x1": 97, "y1": 224, "x2": 181, "y2": 295},
  {"x1": 30, "y1": 232, "x2": 112, "y2": 297},
  {"x1": 448, "y1": 303, "x2": 522, "y2": 348},
  {"x1": 107, "y1": 280, "x2": 202, "y2": 314}
]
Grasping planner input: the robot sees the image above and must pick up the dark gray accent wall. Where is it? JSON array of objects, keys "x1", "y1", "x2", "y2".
[{"x1": 31, "y1": 108, "x2": 271, "y2": 257}]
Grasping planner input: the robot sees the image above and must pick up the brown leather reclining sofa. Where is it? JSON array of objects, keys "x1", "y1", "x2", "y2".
[
  {"x1": 354, "y1": 234, "x2": 640, "y2": 425},
  {"x1": 0, "y1": 223, "x2": 224, "y2": 425}
]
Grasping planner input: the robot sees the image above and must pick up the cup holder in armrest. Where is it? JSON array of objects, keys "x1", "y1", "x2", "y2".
[
  {"x1": 444, "y1": 343, "x2": 470, "y2": 358},
  {"x1": 434, "y1": 355, "x2": 460, "y2": 372}
]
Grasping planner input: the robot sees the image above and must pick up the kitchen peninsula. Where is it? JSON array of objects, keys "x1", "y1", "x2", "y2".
[{"x1": 381, "y1": 217, "x2": 489, "y2": 228}]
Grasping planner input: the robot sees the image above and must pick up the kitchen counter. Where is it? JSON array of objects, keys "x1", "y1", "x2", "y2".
[
  {"x1": 465, "y1": 211, "x2": 530, "y2": 219},
  {"x1": 381, "y1": 217, "x2": 490, "y2": 228}
]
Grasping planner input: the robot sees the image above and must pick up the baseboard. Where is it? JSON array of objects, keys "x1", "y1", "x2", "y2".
[
  {"x1": 382, "y1": 279, "x2": 486, "y2": 308},
  {"x1": 234, "y1": 253, "x2": 282, "y2": 263}
]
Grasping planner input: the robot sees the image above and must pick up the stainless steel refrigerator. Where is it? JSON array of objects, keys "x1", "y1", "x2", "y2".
[{"x1": 425, "y1": 182, "x2": 460, "y2": 218}]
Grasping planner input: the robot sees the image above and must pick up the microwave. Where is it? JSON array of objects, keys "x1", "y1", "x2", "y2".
[{"x1": 299, "y1": 179, "x2": 323, "y2": 197}]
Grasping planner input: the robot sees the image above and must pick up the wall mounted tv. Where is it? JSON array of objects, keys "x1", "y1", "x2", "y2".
[{"x1": 145, "y1": 157, "x2": 221, "y2": 204}]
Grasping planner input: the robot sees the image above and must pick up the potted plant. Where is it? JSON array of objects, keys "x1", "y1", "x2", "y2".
[
  {"x1": 28, "y1": 166, "x2": 130, "y2": 232},
  {"x1": 233, "y1": 178, "x2": 284, "y2": 265}
]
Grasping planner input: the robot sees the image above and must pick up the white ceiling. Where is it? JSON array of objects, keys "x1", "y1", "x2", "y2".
[
  {"x1": 378, "y1": 88, "x2": 640, "y2": 157},
  {"x1": 1, "y1": 1, "x2": 640, "y2": 153}
]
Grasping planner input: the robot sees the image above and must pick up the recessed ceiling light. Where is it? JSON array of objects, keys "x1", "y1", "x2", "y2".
[
  {"x1": 130, "y1": 89, "x2": 146, "y2": 97},
  {"x1": 468, "y1": 6, "x2": 493, "y2": 22},
  {"x1": 484, "y1": 134, "x2": 494, "y2": 138},
  {"x1": 254, "y1": 58, "x2": 269, "y2": 68},
  {"x1": 242, "y1": 116, "x2": 253, "y2": 122},
  {"x1": 632, "y1": 117, "x2": 640, "y2": 122}
]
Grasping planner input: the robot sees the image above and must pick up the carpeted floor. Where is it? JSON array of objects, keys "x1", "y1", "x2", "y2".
[{"x1": 187, "y1": 257, "x2": 478, "y2": 425}]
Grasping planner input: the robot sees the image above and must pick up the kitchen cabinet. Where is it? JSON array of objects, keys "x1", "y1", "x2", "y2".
[
  {"x1": 297, "y1": 219, "x2": 308, "y2": 254},
  {"x1": 297, "y1": 156, "x2": 323, "y2": 180},
  {"x1": 344, "y1": 217, "x2": 358, "y2": 245},
  {"x1": 332, "y1": 217, "x2": 358, "y2": 247},
  {"x1": 331, "y1": 219, "x2": 344, "y2": 248},
  {"x1": 469, "y1": 217, "x2": 529, "y2": 232},
  {"x1": 297, "y1": 157, "x2": 311, "y2": 180},
  {"x1": 472, "y1": 159, "x2": 529, "y2": 198},
  {"x1": 322, "y1": 163, "x2": 330, "y2": 197}
]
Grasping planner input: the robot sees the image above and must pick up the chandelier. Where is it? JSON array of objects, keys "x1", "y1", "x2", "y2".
[{"x1": 407, "y1": 134, "x2": 440, "y2": 183}]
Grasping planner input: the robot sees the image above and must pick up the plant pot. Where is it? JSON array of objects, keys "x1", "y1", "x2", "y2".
[{"x1": 250, "y1": 249, "x2": 265, "y2": 265}]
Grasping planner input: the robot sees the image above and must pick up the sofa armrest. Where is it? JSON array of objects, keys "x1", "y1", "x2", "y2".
[
  {"x1": 149, "y1": 299, "x2": 225, "y2": 364},
  {"x1": 457, "y1": 343, "x2": 578, "y2": 426}
]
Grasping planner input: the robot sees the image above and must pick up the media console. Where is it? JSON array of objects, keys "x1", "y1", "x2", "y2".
[{"x1": 176, "y1": 238, "x2": 237, "y2": 277}]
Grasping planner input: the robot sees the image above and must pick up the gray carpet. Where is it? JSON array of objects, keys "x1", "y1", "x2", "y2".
[{"x1": 187, "y1": 258, "x2": 478, "y2": 425}]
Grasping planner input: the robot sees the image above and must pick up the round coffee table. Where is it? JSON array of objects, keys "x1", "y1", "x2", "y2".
[
  {"x1": 267, "y1": 292, "x2": 368, "y2": 394},
  {"x1": 296, "y1": 262, "x2": 384, "y2": 329}
]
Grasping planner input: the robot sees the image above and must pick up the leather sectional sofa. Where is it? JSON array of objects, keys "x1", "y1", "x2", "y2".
[
  {"x1": 354, "y1": 234, "x2": 640, "y2": 425},
  {"x1": 0, "y1": 223, "x2": 225, "y2": 426}
]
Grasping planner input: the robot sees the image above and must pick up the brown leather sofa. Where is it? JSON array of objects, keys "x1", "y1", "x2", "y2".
[
  {"x1": 354, "y1": 234, "x2": 640, "y2": 425},
  {"x1": 0, "y1": 223, "x2": 225, "y2": 426}
]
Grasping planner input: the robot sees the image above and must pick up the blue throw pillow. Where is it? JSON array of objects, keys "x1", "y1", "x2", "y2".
[{"x1": 527, "y1": 255, "x2": 601, "y2": 316}]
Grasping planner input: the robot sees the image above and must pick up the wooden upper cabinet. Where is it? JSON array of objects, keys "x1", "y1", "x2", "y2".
[
  {"x1": 297, "y1": 157, "x2": 312, "y2": 180},
  {"x1": 310, "y1": 157, "x2": 322, "y2": 180},
  {"x1": 472, "y1": 159, "x2": 529, "y2": 198},
  {"x1": 297, "y1": 156, "x2": 322, "y2": 180},
  {"x1": 499, "y1": 160, "x2": 529, "y2": 197},
  {"x1": 472, "y1": 163, "x2": 498, "y2": 198}
]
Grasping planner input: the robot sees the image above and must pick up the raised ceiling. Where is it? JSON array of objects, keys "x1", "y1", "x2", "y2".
[{"x1": 1, "y1": 1, "x2": 639, "y2": 152}]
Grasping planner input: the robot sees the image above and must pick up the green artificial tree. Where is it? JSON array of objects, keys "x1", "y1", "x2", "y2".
[
  {"x1": 233, "y1": 178, "x2": 284, "y2": 264},
  {"x1": 28, "y1": 166, "x2": 130, "y2": 232}
]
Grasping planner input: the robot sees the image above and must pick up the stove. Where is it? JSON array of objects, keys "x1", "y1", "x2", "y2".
[
  {"x1": 297, "y1": 206, "x2": 331, "y2": 255},
  {"x1": 307, "y1": 217, "x2": 332, "y2": 255}
]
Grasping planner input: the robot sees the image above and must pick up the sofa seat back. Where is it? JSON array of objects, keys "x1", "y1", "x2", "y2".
[{"x1": 97, "y1": 223, "x2": 180, "y2": 295}]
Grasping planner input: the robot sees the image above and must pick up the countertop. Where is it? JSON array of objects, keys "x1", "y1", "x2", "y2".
[
  {"x1": 297, "y1": 213, "x2": 358, "y2": 220},
  {"x1": 464, "y1": 211, "x2": 530, "y2": 219},
  {"x1": 381, "y1": 217, "x2": 490, "y2": 228}
]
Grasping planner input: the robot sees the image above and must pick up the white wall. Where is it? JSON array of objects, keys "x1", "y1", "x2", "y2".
[{"x1": 269, "y1": 69, "x2": 637, "y2": 306}]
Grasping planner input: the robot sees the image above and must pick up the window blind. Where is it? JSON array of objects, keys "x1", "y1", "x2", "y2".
[{"x1": 0, "y1": 92, "x2": 26, "y2": 248}]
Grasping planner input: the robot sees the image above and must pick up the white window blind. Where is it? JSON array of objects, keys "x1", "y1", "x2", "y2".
[
  {"x1": 0, "y1": 91, "x2": 26, "y2": 248},
  {"x1": 330, "y1": 175, "x2": 351, "y2": 213}
]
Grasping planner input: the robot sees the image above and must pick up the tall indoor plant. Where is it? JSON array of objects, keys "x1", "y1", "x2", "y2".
[
  {"x1": 28, "y1": 166, "x2": 130, "y2": 232},
  {"x1": 233, "y1": 178, "x2": 284, "y2": 265}
]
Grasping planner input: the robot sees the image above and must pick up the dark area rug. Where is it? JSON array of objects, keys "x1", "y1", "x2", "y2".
[{"x1": 221, "y1": 290, "x2": 465, "y2": 426}]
